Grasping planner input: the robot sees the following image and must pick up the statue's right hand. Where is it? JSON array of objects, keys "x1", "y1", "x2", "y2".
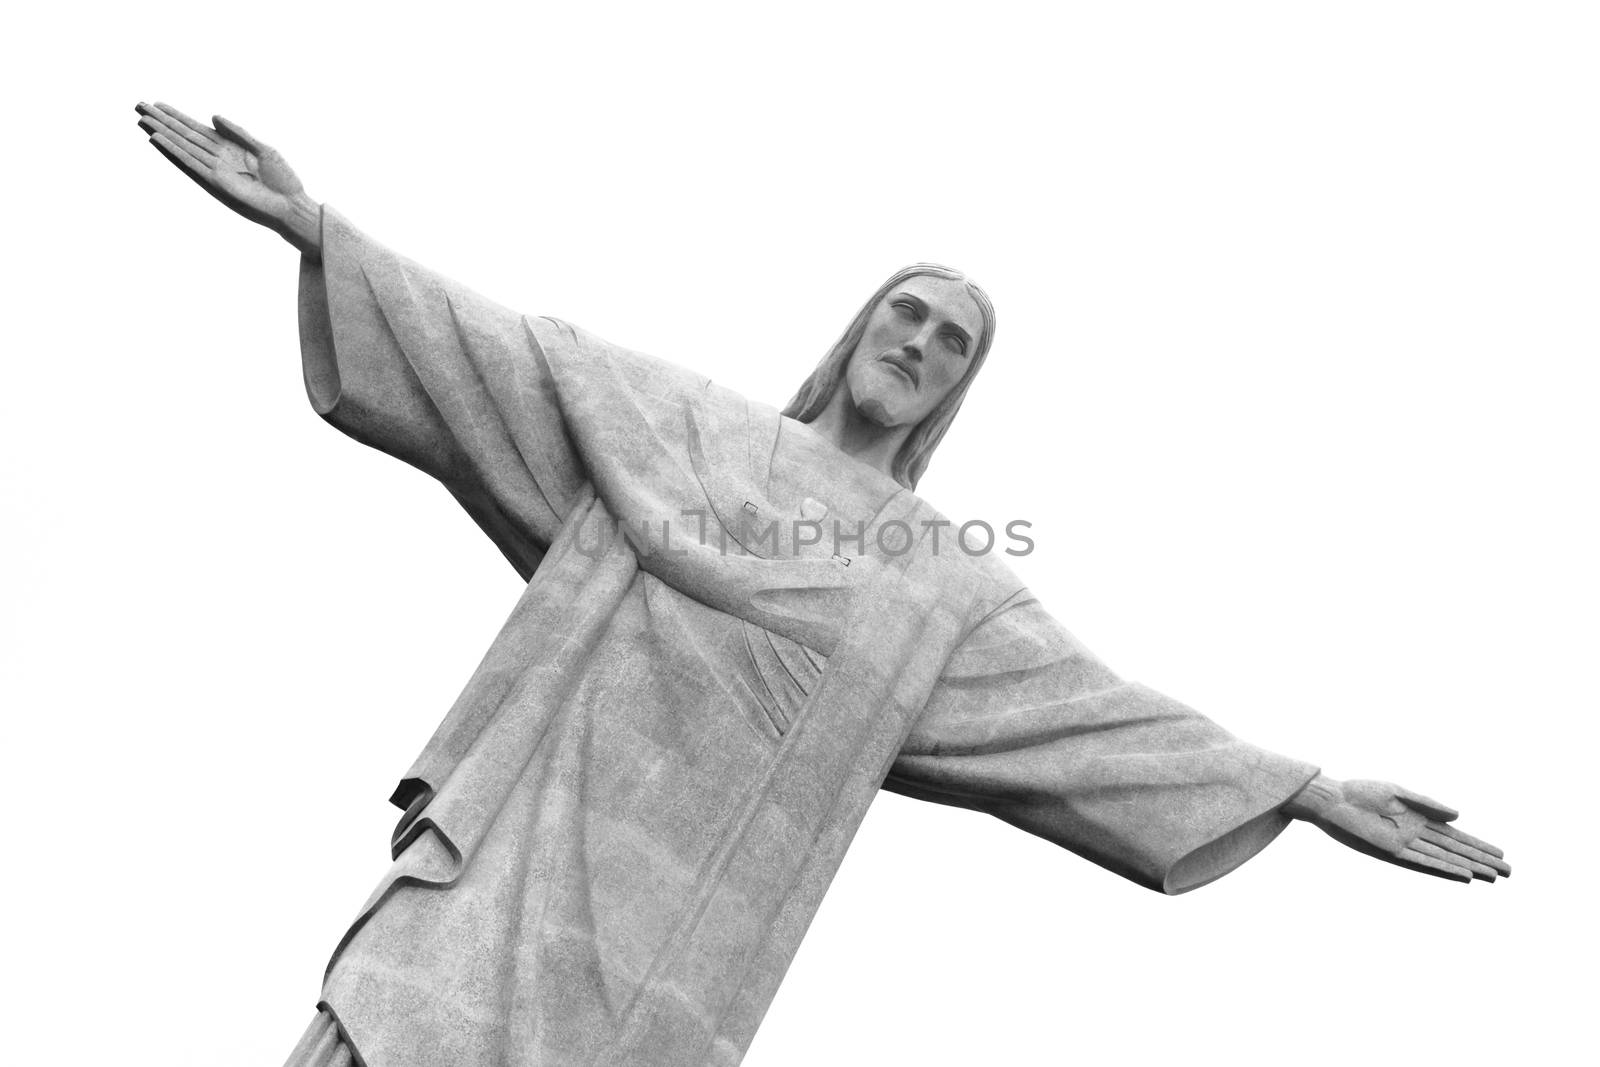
[{"x1": 135, "y1": 102, "x2": 321, "y2": 257}]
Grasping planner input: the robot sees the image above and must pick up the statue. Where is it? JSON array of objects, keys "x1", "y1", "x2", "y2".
[{"x1": 134, "y1": 101, "x2": 1510, "y2": 1067}]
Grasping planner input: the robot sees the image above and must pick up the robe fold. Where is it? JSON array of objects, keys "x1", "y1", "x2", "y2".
[{"x1": 292, "y1": 208, "x2": 1319, "y2": 1067}]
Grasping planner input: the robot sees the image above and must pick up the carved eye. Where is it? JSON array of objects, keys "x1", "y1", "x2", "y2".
[
  {"x1": 944, "y1": 333, "x2": 969, "y2": 356},
  {"x1": 891, "y1": 301, "x2": 917, "y2": 318}
]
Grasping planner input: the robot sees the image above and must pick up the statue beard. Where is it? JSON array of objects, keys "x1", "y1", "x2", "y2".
[
  {"x1": 854, "y1": 394, "x2": 895, "y2": 427},
  {"x1": 849, "y1": 350, "x2": 921, "y2": 429}
]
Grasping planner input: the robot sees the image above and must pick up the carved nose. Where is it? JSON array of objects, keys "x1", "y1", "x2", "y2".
[{"x1": 903, "y1": 343, "x2": 923, "y2": 361}]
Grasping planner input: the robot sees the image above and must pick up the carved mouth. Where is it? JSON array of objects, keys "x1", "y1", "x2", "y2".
[{"x1": 878, "y1": 354, "x2": 919, "y2": 388}]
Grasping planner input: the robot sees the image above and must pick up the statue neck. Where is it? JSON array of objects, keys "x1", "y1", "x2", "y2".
[{"x1": 805, "y1": 389, "x2": 915, "y2": 483}]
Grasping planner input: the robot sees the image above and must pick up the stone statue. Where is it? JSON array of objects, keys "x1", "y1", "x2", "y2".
[{"x1": 134, "y1": 102, "x2": 1510, "y2": 1067}]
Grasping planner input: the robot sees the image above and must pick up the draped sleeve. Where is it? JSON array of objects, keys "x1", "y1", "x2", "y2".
[
  {"x1": 885, "y1": 592, "x2": 1319, "y2": 895},
  {"x1": 297, "y1": 207, "x2": 590, "y2": 579}
]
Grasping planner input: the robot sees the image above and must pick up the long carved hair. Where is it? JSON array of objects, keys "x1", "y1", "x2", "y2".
[{"x1": 780, "y1": 264, "x2": 997, "y2": 490}]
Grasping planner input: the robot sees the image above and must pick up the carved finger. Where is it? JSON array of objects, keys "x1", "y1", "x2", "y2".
[
  {"x1": 1397, "y1": 847, "x2": 1472, "y2": 882},
  {"x1": 1431, "y1": 822, "x2": 1504, "y2": 859},
  {"x1": 151, "y1": 102, "x2": 222, "y2": 153},
  {"x1": 135, "y1": 104, "x2": 192, "y2": 143},
  {"x1": 1397, "y1": 788, "x2": 1458, "y2": 822},
  {"x1": 213, "y1": 114, "x2": 264, "y2": 152},
  {"x1": 151, "y1": 112, "x2": 218, "y2": 159},
  {"x1": 1421, "y1": 827, "x2": 1511, "y2": 877},
  {"x1": 135, "y1": 103, "x2": 174, "y2": 135},
  {"x1": 138, "y1": 112, "x2": 216, "y2": 160},
  {"x1": 1411, "y1": 839, "x2": 1496, "y2": 881},
  {"x1": 149, "y1": 131, "x2": 212, "y2": 179}
]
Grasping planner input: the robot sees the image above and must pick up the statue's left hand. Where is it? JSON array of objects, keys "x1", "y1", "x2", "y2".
[{"x1": 1285, "y1": 776, "x2": 1510, "y2": 882}]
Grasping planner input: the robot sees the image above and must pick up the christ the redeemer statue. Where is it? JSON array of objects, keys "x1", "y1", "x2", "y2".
[{"x1": 134, "y1": 102, "x2": 1509, "y2": 1067}]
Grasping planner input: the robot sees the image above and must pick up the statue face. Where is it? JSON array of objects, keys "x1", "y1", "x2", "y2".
[{"x1": 843, "y1": 274, "x2": 985, "y2": 429}]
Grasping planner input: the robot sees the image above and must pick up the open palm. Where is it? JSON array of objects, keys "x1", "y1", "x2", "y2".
[
  {"x1": 1311, "y1": 779, "x2": 1509, "y2": 882},
  {"x1": 135, "y1": 102, "x2": 318, "y2": 255}
]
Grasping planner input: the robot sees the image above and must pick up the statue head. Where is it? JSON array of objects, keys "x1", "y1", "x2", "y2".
[{"x1": 781, "y1": 264, "x2": 996, "y2": 490}]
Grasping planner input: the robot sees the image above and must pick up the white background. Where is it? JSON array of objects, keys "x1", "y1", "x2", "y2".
[{"x1": 4, "y1": 3, "x2": 1595, "y2": 1063}]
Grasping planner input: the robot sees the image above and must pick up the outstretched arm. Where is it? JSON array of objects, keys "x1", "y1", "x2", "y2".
[
  {"x1": 134, "y1": 100, "x2": 586, "y2": 576},
  {"x1": 890, "y1": 588, "x2": 1511, "y2": 893},
  {"x1": 889, "y1": 592, "x2": 1323, "y2": 894},
  {"x1": 1283, "y1": 774, "x2": 1510, "y2": 882},
  {"x1": 135, "y1": 102, "x2": 321, "y2": 258}
]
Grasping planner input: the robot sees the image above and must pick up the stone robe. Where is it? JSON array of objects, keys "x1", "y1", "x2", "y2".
[{"x1": 292, "y1": 209, "x2": 1319, "y2": 1067}]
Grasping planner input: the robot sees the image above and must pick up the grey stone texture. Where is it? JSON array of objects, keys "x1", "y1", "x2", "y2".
[
  {"x1": 130, "y1": 102, "x2": 1509, "y2": 1067},
  {"x1": 293, "y1": 209, "x2": 1320, "y2": 1065}
]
